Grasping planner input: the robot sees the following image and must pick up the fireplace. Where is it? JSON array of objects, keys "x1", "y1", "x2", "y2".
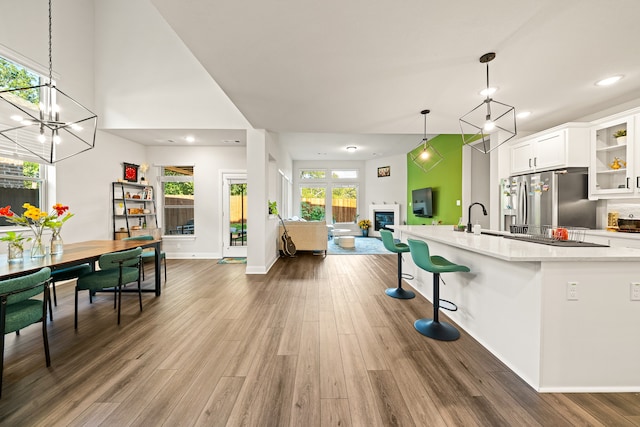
[
  {"x1": 368, "y1": 204, "x2": 400, "y2": 237},
  {"x1": 374, "y1": 211, "x2": 394, "y2": 231}
]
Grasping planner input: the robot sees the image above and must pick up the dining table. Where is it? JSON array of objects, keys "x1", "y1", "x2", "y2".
[{"x1": 0, "y1": 239, "x2": 163, "y2": 296}]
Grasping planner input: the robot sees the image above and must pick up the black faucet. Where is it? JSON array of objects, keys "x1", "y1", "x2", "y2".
[{"x1": 467, "y1": 202, "x2": 488, "y2": 233}]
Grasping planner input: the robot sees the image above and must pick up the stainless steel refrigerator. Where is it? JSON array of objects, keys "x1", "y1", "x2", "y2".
[{"x1": 506, "y1": 168, "x2": 596, "y2": 229}]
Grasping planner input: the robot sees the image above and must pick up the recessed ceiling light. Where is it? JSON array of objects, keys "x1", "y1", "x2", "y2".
[
  {"x1": 516, "y1": 111, "x2": 531, "y2": 119},
  {"x1": 185, "y1": 136, "x2": 195, "y2": 143},
  {"x1": 480, "y1": 87, "x2": 497, "y2": 96},
  {"x1": 596, "y1": 75, "x2": 623, "y2": 86},
  {"x1": 346, "y1": 146, "x2": 357, "y2": 153}
]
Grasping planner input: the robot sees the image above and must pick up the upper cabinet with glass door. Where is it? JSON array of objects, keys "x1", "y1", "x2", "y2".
[{"x1": 589, "y1": 115, "x2": 635, "y2": 198}]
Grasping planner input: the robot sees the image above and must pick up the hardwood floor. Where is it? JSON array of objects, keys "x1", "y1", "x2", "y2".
[{"x1": 1, "y1": 254, "x2": 639, "y2": 426}]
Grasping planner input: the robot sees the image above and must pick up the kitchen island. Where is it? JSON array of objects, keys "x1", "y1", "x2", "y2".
[{"x1": 392, "y1": 225, "x2": 640, "y2": 392}]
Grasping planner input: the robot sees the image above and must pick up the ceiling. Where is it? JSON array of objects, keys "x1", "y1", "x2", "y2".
[{"x1": 138, "y1": 0, "x2": 640, "y2": 160}]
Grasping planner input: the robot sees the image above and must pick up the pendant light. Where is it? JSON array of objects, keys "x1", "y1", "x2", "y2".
[
  {"x1": 0, "y1": 0, "x2": 97, "y2": 164},
  {"x1": 459, "y1": 52, "x2": 516, "y2": 154},
  {"x1": 410, "y1": 109, "x2": 443, "y2": 173}
]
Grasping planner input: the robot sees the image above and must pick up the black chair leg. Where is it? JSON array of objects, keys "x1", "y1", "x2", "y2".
[
  {"x1": 117, "y1": 285, "x2": 122, "y2": 325},
  {"x1": 414, "y1": 273, "x2": 460, "y2": 341},
  {"x1": 138, "y1": 278, "x2": 143, "y2": 312},
  {"x1": 74, "y1": 288, "x2": 79, "y2": 329},
  {"x1": 385, "y1": 252, "x2": 416, "y2": 299},
  {"x1": 163, "y1": 257, "x2": 167, "y2": 282},
  {"x1": 48, "y1": 293, "x2": 54, "y2": 322},
  {"x1": 51, "y1": 281, "x2": 57, "y2": 306},
  {"x1": 42, "y1": 289, "x2": 51, "y2": 367},
  {"x1": 0, "y1": 333, "x2": 4, "y2": 399}
]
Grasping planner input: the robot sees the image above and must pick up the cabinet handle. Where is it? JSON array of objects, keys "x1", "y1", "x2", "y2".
[
  {"x1": 637, "y1": 176, "x2": 640, "y2": 189},
  {"x1": 534, "y1": 157, "x2": 537, "y2": 167},
  {"x1": 529, "y1": 159, "x2": 532, "y2": 168},
  {"x1": 627, "y1": 177, "x2": 630, "y2": 189}
]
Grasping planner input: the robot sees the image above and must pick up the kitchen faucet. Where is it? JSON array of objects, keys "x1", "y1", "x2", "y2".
[{"x1": 467, "y1": 202, "x2": 487, "y2": 233}]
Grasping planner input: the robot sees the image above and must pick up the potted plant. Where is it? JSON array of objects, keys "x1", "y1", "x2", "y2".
[
  {"x1": 613, "y1": 129, "x2": 627, "y2": 145},
  {"x1": 358, "y1": 219, "x2": 372, "y2": 237},
  {"x1": 268, "y1": 200, "x2": 278, "y2": 216}
]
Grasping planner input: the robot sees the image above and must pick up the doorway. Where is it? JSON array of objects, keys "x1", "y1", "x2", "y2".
[{"x1": 222, "y1": 173, "x2": 247, "y2": 258}]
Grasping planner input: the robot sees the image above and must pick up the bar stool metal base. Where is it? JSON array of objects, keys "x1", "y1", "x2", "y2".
[
  {"x1": 414, "y1": 318, "x2": 460, "y2": 341},
  {"x1": 385, "y1": 287, "x2": 415, "y2": 299}
]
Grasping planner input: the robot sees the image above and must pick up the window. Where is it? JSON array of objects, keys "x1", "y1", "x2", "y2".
[
  {"x1": 0, "y1": 55, "x2": 49, "y2": 216},
  {"x1": 332, "y1": 184, "x2": 358, "y2": 223},
  {"x1": 0, "y1": 157, "x2": 44, "y2": 226},
  {"x1": 331, "y1": 169, "x2": 358, "y2": 179},
  {"x1": 300, "y1": 184, "x2": 326, "y2": 220},
  {"x1": 0, "y1": 56, "x2": 41, "y2": 103},
  {"x1": 0, "y1": 55, "x2": 59, "y2": 163},
  {"x1": 161, "y1": 166, "x2": 194, "y2": 235},
  {"x1": 300, "y1": 169, "x2": 326, "y2": 179}
]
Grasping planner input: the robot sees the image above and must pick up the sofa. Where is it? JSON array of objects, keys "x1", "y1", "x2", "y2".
[{"x1": 279, "y1": 220, "x2": 328, "y2": 254}]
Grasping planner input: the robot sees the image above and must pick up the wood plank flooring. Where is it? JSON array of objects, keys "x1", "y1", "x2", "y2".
[{"x1": 1, "y1": 254, "x2": 639, "y2": 426}]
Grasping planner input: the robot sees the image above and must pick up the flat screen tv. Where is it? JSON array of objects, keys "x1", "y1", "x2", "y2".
[{"x1": 412, "y1": 187, "x2": 433, "y2": 218}]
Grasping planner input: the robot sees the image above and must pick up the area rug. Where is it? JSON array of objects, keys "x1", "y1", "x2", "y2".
[
  {"x1": 327, "y1": 236, "x2": 390, "y2": 255},
  {"x1": 217, "y1": 257, "x2": 247, "y2": 264}
]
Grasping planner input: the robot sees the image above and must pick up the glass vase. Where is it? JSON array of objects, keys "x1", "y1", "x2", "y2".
[
  {"x1": 31, "y1": 236, "x2": 46, "y2": 258},
  {"x1": 50, "y1": 229, "x2": 64, "y2": 255},
  {"x1": 8, "y1": 242, "x2": 24, "y2": 263}
]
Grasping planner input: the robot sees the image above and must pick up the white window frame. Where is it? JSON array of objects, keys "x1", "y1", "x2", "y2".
[
  {"x1": 159, "y1": 165, "x2": 195, "y2": 238},
  {"x1": 299, "y1": 169, "x2": 327, "y2": 180},
  {"x1": 331, "y1": 169, "x2": 359, "y2": 179}
]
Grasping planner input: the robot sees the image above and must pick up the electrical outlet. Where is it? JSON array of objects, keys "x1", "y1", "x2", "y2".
[
  {"x1": 631, "y1": 282, "x2": 640, "y2": 301},
  {"x1": 567, "y1": 282, "x2": 578, "y2": 301},
  {"x1": 456, "y1": 200, "x2": 461, "y2": 206}
]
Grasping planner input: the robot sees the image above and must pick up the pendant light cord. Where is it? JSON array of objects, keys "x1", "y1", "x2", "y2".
[{"x1": 48, "y1": 0, "x2": 53, "y2": 85}]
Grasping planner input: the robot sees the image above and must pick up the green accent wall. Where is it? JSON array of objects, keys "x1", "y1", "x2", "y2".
[{"x1": 407, "y1": 134, "x2": 464, "y2": 225}]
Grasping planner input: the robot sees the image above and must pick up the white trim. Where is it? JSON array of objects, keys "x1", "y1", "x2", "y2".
[{"x1": 368, "y1": 203, "x2": 400, "y2": 237}]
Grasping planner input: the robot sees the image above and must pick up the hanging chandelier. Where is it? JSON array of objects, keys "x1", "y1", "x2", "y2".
[
  {"x1": 458, "y1": 52, "x2": 516, "y2": 154},
  {"x1": 0, "y1": 0, "x2": 97, "y2": 164},
  {"x1": 410, "y1": 109, "x2": 443, "y2": 173}
]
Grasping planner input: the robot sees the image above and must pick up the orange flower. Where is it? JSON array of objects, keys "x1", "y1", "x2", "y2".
[{"x1": 0, "y1": 205, "x2": 14, "y2": 217}]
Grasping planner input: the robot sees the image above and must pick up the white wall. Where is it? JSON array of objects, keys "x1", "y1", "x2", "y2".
[
  {"x1": 94, "y1": 0, "x2": 251, "y2": 130},
  {"x1": 56, "y1": 132, "x2": 147, "y2": 244},
  {"x1": 145, "y1": 145, "x2": 246, "y2": 259},
  {"x1": 365, "y1": 154, "x2": 408, "y2": 222}
]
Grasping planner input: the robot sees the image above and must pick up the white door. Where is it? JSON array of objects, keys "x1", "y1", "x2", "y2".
[{"x1": 222, "y1": 173, "x2": 247, "y2": 258}]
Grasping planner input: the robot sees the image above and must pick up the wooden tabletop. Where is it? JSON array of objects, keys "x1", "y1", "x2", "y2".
[{"x1": 0, "y1": 239, "x2": 163, "y2": 294}]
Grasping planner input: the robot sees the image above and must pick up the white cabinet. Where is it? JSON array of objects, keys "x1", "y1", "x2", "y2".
[
  {"x1": 510, "y1": 125, "x2": 589, "y2": 175},
  {"x1": 589, "y1": 115, "x2": 637, "y2": 199}
]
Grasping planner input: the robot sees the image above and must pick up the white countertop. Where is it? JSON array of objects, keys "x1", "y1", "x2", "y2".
[
  {"x1": 392, "y1": 225, "x2": 640, "y2": 262},
  {"x1": 585, "y1": 229, "x2": 640, "y2": 240}
]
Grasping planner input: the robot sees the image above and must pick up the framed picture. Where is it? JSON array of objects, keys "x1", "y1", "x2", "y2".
[
  {"x1": 123, "y1": 162, "x2": 139, "y2": 182},
  {"x1": 377, "y1": 166, "x2": 390, "y2": 177}
]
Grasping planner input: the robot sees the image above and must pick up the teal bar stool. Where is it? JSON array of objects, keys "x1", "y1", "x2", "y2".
[
  {"x1": 407, "y1": 239, "x2": 469, "y2": 341},
  {"x1": 380, "y1": 229, "x2": 415, "y2": 299}
]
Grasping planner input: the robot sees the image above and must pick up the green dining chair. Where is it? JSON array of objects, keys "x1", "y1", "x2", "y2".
[
  {"x1": 407, "y1": 239, "x2": 470, "y2": 341},
  {"x1": 1, "y1": 267, "x2": 51, "y2": 398},
  {"x1": 75, "y1": 247, "x2": 142, "y2": 328},
  {"x1": 48, "y1": 264, "x2": 92, "y2": 321},
  {"x1": 122, "y1": 235, "x2": 166, "y2": 283}
]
